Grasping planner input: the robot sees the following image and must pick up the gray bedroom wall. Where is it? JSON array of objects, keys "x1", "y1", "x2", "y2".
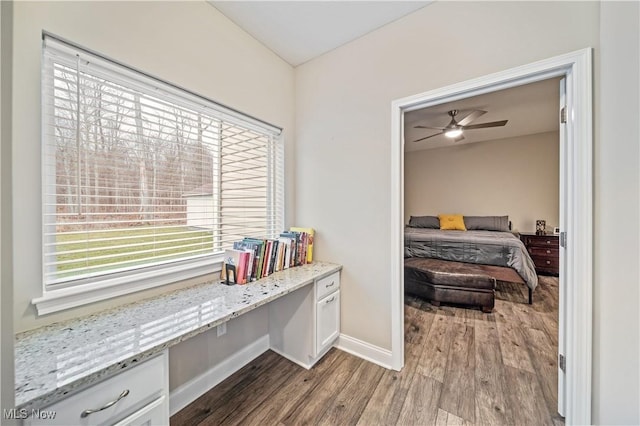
[{"x1": 404, "y1": 131, "x2": 559, "y2": 233}]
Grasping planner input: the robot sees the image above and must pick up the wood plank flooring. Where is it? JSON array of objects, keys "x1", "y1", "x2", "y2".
[{"x1": 171, "y1": 276, "x2": 563, "y2": 426}]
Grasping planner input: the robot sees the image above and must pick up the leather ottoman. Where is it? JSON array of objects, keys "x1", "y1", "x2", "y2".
[{"x1": 404, "y1": 258, "x2": 496, "y2": 313}]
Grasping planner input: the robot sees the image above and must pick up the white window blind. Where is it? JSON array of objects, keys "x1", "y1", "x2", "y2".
[{"x1": 41, "y1": 35, "x2": 284, "y2": 292}]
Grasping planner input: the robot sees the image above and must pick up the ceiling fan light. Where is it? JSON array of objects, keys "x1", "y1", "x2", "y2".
[{"x1": 444, "y1": 128, "x2": 463, "y2": 138}]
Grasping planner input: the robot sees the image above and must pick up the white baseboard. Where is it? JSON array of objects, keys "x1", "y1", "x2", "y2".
[
  {"x1": 169, "y1": 333, "x2": 393, "y2": 416},
  {"x1": 169, "y1": 334, "x2": 270, "y2": 416},
  {"x1": 335, "y1": 333, "x2": 393, "y2": 370}
]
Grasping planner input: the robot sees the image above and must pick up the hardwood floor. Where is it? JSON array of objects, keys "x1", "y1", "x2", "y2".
[{"x1": 171, "y1": 276, "x2": 562, "y2": 426}]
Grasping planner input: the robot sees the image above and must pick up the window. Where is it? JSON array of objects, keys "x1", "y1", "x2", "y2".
[{"x1": 36, "y1": 35, "x2": 284, "y2": 313}]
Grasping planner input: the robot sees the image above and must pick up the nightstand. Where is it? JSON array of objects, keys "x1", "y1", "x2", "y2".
[{"x1": 519, "y1": 232, "x2": 559, "y2": 276}]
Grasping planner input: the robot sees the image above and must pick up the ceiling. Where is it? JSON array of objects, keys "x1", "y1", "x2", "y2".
[
  {"x1": 404, "y1": 78, "x2": 562, "y2": 152},
  {"x1": 207, "y1": 2, "x2": 559, "y2": 149},
  {"x1": 209, "y1": 1, "x2": 432, "y2": 66}
]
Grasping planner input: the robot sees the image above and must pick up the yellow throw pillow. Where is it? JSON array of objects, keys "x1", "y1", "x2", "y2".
[{"x1": 438, "y1": 214, "x2": 466, "y2": 231}]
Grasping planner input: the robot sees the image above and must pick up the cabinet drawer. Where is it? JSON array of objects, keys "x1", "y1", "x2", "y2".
[
  {"x1": 28, "y1": 353, "x2": 167, "y2": 426},
  {"x1": 532, "y1": 256, "x2": 559, "y2": 270},
  {"x1": 316, "y1": 272, "x2": 340, "y2": 300},
  {"x1": 528, "y1": 246, "x2": 559, "y2": 257},
  {"x1": 111, "y1": 395, "x2": 167, "y2": 426},
  {"x1": 523, "y1": 235, "x2": 559, "y2": 248}
]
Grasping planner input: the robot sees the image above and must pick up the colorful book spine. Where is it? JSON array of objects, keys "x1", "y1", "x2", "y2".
[
  {"x1": 262, "y1": 240, "x2": 273, "y2": 278},
  {"x1": 244, "y1": 249, "x2": 255, "y2": 282},
  {"x1": 241, "y1": 238, "x2": 264, "y2": 281},
  {"x1": 290, "y1": 227, "x2": 314, "y2": 263},
  {"x1": 256, "y1": 242, "x2": 266, "y2": 279},
  {"x1": 237, "y1": 251, "x2": 249, "y2": 284},
  {"x1": 280, "y1": 232, "x2": 299, "y2": 267},
  {"x1": 275, "y1": 242, "x2": 282, "y2": 272},
  {"x1": 269, "y1": 240, "x2": 279, "y2": 275},
  {"x1": 301, "y1": 233, "x2": 308, "y2": 264},
  {"x1": 243, "y1": 239, "x2": 265, "y2": 280},
  {"x1": 284, "y1": 240, "x2": 291, "y2": 269},
  {"x1": 278, "y1": 237, "x2": 292, "y2": 270},
  {"x1": 222, "y1": 228, "x2": 316, "y2": 285}
]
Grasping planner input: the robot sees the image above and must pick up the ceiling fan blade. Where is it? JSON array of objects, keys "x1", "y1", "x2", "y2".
[
  {"x1": 462, "y1": 120, "x2": 508, "y2": 130},
  {"x1": 414, "y1": 125, "x2": 446, "y2": 130},
  {"x1": 413, "y1": 132, "x2": 443, "y2": 142},
  {"x1": 457, "y1": 110, "x2": 487, "y2": 126}
]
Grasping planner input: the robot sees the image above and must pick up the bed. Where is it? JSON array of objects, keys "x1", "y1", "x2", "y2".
[{"x1": 404, "y1": 223, "x2": 539, "y2": 292}]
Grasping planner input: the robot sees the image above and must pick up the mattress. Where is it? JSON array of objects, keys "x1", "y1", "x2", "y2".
[{"x1": 404, "y1": 227, "x2": 539, "y2": 290}]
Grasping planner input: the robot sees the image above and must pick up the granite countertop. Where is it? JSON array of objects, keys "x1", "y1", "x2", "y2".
[{"x1": 15, "y1": 261, "x2": 342, "y2": 411}]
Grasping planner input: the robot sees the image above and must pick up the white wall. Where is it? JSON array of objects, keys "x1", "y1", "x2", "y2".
[
  {"x1": 296, "y1": 0, "x2": 599, "y2": 351},
  {"x1": 593, "y1": 1, "x2": 640, "y2": 423},
  {"x1": 12, "y1": 1, "x2": 295, "y2": 331},
  {"x1": 11, "y1": 0, "x2": 295, "y2": 398},
  {"x1": 169, "y1": 305, "x2": 268, "y2": 390},
  {"x1": 7, "y1": 1, "x2": 639, "y2": 423},
  {"x1": 1, "y1": 0, "x2": 15, "y2": 420},
  {"x1": 404, "y1": 132, "x2": 559, "y2": 232},
  {"x1": 296, "y1": 1, "x2": 637, "y2": 423}
]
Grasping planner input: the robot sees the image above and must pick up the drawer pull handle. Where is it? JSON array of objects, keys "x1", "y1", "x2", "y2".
[
  {"x1": 326, "y1": 281, "x2": 335, "y2": 288},
  {"x1": 325, "y1": 296, "x2": 336, "y2": 304},
  {"x1": 80, "y1": 389, "x2": 129, "y2": 418},
  {"x1": 546, "y1": 240, "x2": 551, "y2": 244},
  {"x1": 546, "y1": 260, "x2": 551, "y2": 265},
  {"x1": 546, "y1": 250, "x2": 551, "y2": 254}
]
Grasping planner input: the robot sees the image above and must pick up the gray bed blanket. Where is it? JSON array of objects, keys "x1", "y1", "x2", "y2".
[{"x1": 404, "y1": 227, "x2": 539, "y2": 291}]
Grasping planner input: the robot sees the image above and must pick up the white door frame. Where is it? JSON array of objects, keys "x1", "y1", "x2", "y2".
[
  {"x1": 389, "y1": 48, "x2": 592, "y2": 425},
  {"x1": 558, "y1": 76, "x2": 568, "y2": 417}
]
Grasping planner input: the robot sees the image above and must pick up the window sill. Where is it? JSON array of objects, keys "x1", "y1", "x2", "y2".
[{"x1": 32, "y1": 256, "x2": 223, "y2": 316}]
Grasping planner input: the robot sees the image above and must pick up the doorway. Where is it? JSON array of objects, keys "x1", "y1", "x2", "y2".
[
  {"x1": 403, "y1": 77, "x2": 562, "y2": 424},
  {"x1": 389, "y1": 49, "x2": 593, "y2": 425}
]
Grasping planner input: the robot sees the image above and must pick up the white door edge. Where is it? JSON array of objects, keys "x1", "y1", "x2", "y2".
[{"x1": 558, "y1": 76, "x2": 567, "y2": 417}]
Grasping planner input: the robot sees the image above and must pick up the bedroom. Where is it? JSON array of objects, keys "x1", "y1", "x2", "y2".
[
  {"x1": 403, "y1": 78, "x2": 560, "y2": 300},
  {"x1": 404, "y1": 78, "x2": 560, "y2": 238},
  {"x1": 402, "y1": 77, "x2": 562, "y2": 423},
  {"x1": 1, "y1": 1, "x2": 638, "y2": 425}
]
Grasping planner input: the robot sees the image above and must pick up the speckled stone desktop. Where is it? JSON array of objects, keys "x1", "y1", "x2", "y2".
[{"x1": 15, "y1": 261, "x2": 342, "y2": 411}]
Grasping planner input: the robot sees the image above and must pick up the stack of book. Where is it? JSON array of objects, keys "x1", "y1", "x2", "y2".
[{"x1": 220, "y1": 227, "x2": 314, "y2": 285}]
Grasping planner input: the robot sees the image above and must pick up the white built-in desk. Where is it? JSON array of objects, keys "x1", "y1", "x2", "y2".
[{"x1": 14, "y1": 261, "x2": 342, "y2": 423}]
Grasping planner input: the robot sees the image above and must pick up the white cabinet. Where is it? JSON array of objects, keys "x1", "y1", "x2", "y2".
[
  {"x1": 316, "y1": 290, "x2": 340, "y2": 353},
  {"x1": 314, "y1": 272, "x2": 340, "y2": 357},
  {"x1": 269, "y1": 270, "x2": 341, "y2": 369},
  {"x1": 26, "y1": 351, "x2": 169, "y2": 426}
]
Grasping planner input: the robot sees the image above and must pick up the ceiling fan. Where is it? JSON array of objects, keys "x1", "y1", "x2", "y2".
[{"x1": 413, "y1": 109, "x2": 508, "y2": 143}]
